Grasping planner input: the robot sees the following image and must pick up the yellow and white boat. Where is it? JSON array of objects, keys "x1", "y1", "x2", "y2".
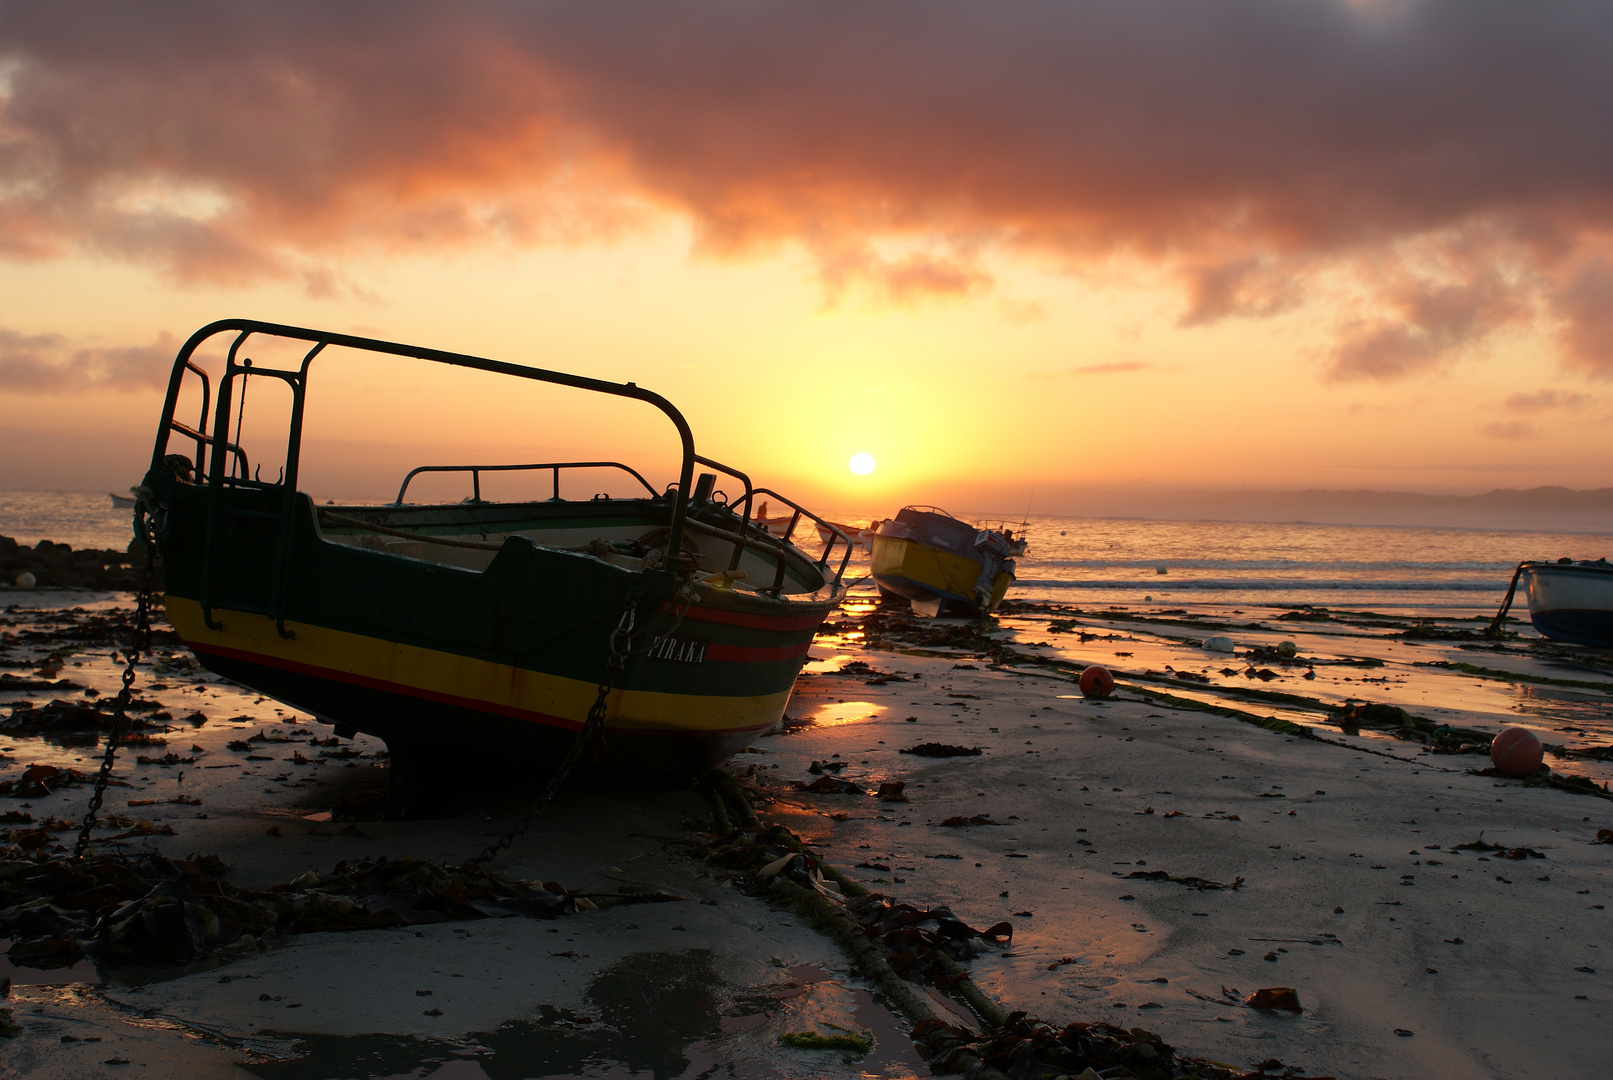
[{"x1": 869, "y1": 506, "x2": 1020, "y2": 617}]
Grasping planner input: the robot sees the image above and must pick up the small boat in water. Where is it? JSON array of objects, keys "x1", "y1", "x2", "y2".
[
  {"x1": 869, "y1": 506, "x2": 1021, "y2": 617},
  {"x1": 1491, "y1": 558, "x2": 1613, "y2": 647},
  {"x1": 109, "y1": 488, "x2": 138, "y2": 509},
  {"x1": 759, "y1": 501, "x2": 872, "y2": 549},
  {"x1": 815, "y1": 519, "x2": 874, "y2": 549},
  {"x1": 132, "y1": 319, "x2": 851, "y2": 777}
]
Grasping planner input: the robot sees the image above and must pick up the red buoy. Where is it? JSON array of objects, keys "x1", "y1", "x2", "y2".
[
  {"x1": 1490, "y1": 726, "x2": 1543, "y2": 777},
  {"x1": 1079, "y1": 665, "x2": 1115, "y2": 699}
]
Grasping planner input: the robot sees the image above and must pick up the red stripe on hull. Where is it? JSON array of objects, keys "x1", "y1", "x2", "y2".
[
  {"x1": 665, "y1": 602, "x2": 830, "y2": 632},
  {"x1": 705, "y1": 640, "x2": 813, "y2": 663}
]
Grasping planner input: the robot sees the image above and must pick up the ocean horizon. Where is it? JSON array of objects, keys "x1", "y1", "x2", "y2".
[{"x1": 6, "y1": 488, "x2": 1609, "y2": 618}]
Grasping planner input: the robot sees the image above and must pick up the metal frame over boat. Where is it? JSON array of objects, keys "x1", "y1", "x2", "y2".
[
  {"x1": 869, "y1": 506, "x2": 1019, "y2": 617},
  {"x1": 136, "y1": 319, "x2": 850, "y2": 775}
]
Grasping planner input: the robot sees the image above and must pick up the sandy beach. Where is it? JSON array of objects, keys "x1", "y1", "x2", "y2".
[{"x1": 1, "y1": 584, "x2": 1610, "y2": 1080}]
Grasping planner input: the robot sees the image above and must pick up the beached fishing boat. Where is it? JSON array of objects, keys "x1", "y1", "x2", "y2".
[
  {"x1": 1492, "y1": 558, "x2": 1613, "y2": 647},
  {"x1": 133, "y1": 319, "x2": 850, "y2": 777},
  {"x1": 869, "y1": 506, "x2": 1020, "y2": 617}
]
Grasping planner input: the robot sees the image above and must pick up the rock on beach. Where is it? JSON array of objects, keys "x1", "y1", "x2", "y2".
[{"x1": 0, "y1": 535, "x2": 154, "y2": 591}]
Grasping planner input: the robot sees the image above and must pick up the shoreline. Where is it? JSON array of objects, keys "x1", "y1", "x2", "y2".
[{"x1": 0, "y1": 587, "x2": 1608, "y2": 1078}]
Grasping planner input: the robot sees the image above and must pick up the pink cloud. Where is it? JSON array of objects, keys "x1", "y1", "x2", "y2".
[
  {"x1": 1554, "y1": 259, "x2": 1613, "y2": 378},
  {"x1": 1480, "y1": 421, "x2": 1538, "y2": 441},
  {"x1": 2, "y1": 3, "x2": 1612, "y2": 363},
  {"x1": 0, "y1": 328, "x2": 177, "y2": 391},
  {"x1": 1504, "y1": 389, "x2": 1592, "y2": 413},
  {"x1": 1326, "y1": 269, "x2": 1528, "y2": 380}
]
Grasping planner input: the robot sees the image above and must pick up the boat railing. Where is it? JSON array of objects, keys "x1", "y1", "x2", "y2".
[
  {"x1": 160, "y1": 357, "x2": 252, "y2": 479},
  {"x1": 751, "y1": 487, "x2": 853, "y2": 593},
  {"x1": 691, "y1": 454, "x2": 759, "y2": 569},
  {"x1": 391, "y1": 461, "x2": 660, "y2": 505},
  {"x1": 678, "y1": 509, "x2": 851, "y2": 596},
  {"x1": 152, "y1": 319, "x2": 698, "y2": 639},
  {"x1": 684, "y1": 451, "x2": 851, "y2": 594}
]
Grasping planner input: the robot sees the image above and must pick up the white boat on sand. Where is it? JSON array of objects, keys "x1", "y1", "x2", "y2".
[{"x1": 1490, "y1": 558, "x2": 1613, "y2": 647}]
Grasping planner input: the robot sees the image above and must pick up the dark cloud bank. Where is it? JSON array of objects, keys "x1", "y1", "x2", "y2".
[{"x1": 2, "y1": 2, "x2": 1612, "y2": 379}]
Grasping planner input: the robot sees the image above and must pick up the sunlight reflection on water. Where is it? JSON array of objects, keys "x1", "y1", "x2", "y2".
[{"x1": 810, "y1": 701, "x2": 885, "y2": 727}]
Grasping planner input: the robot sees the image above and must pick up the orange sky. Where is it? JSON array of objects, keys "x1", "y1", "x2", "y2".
[{"x1": 2, "y1": 3, "x2": 1611, "y2": 517}]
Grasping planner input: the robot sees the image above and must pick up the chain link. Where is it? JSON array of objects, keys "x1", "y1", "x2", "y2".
[
  {"x1": 462, "y1": 598, "x2": 640, "y2": 869},
  {"x1": 73, "y1": 512, "x2": 159, "y2": 859}
]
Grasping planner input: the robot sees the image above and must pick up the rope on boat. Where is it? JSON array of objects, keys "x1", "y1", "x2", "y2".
[
  {"x1": 1485, "y1": 561, "x2": 1527, "y2": 638},
  {"x1": 316, "y1": 508, "x2": 506, "y2": 550}
]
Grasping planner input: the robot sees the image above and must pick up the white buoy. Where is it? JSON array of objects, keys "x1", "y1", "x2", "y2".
[
  {"x1": 14, "y1": 571, "x2": 36, "y2": 590},
  {"x1": 1203, "y1": 635, "x2": 1235, "y2": 653},
  {"x1": 1156, "y1": 564, "x2": 1168, "y2": 575}
]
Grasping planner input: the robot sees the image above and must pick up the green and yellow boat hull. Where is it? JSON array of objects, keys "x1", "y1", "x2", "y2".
[{"x1": 137, "y1": 320, "x2": 851, "y2": 777}]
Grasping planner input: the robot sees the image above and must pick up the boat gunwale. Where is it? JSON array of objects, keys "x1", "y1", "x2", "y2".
[
  {"x1": 310, "y1": 493, "x2": 842, "y2": 601},
  {"x1": 1519, "y1": 560, "x2": 1613, "y2": 579}
]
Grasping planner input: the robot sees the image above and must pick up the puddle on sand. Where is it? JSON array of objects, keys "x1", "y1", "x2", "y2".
[
  {"x1": 0, "y1": 939, "x2": 101, "y2": 986},
  {"x1": 0, "y1": 936, "x2": 253, "y2": 989},
  {"x1": 1005, "y1": 602, "x2": 1613, "y2": 782},
  {"x1": 1512, "y1": 683, "x2": 1613, "y2": 731},
  {"x1": 802, "y1": 653, "x2": 858, "y2": 674},
  {"x1": 809, "y1": 701, "x2": 887, "y2": 728},
  {"x1": 242, "y1": 950, "x2": 926, "y2": 1080}
]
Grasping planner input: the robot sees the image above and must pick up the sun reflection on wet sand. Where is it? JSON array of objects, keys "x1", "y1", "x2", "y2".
[
  {"x1": 802, "y1": 653, "x2": 857, "y2": 674},
  {"x1": 810, "y1": 701, "x2": 886, "y2": 727}
]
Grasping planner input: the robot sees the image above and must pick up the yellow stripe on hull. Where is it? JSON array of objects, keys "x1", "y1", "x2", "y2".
[
  {"x1": 164, "y1": 597, "x2": 789, "y2": 735},
  {"x1": 870, "y1": 535, "x2": 1013, "y2": 613}
]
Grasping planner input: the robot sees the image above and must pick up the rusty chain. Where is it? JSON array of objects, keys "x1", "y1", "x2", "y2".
[
  {"x1": 73, "y1": 510, "x2": 160, "y2": 858},
  {"x1": 460, "y1": 582, "x2": 698, "y2": 868},
  {"x1": 462, "y1": 598, "x2": 641, "y2": 869}
]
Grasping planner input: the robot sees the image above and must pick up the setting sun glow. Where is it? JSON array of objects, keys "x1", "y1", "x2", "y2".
[{"x1": 849, "y1": 453, "x2": 876, "y2": 476}]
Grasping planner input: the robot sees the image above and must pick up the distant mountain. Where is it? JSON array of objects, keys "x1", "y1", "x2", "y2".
[{"x1": 1068, "y1": 486, "x2": 1613, "y2": 533}]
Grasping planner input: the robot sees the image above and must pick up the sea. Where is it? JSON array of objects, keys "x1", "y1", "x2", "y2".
[
  {"x1": 4, "y1": 490, "x2": 1610, "y2": 621},
  {"x1": 1006, "y1": 514, "x2": 1613, "y2": 619}
]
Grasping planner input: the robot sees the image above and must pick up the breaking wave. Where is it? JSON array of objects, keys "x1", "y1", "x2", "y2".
[
  {"x1": 1027, "y1": 558, "x2": 1516, "y2": 573},
  {"x1": 1014, "y1": 577, "x2": 1501, "y2": 592}
]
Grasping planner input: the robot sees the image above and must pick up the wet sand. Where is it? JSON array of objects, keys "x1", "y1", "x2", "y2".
[{"x1": 2, "y1": 586, "x2": 1610, "y2": 1078}]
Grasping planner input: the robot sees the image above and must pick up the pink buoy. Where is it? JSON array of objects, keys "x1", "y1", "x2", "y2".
[
  {"x1": 1079, "y1": 665, "x2": 1115, "y2": 699},
  {"x1": 1490, "y1": 726, "x2": 1543, "y2": 777}
]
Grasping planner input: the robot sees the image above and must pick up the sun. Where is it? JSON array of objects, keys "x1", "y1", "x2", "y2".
[{"x1": 848, "y1": 452, "x2": 876, "y2": 476}]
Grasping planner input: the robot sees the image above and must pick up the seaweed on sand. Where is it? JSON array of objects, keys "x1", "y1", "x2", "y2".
[
  {"x1": 0, "y1": 852, "x2": 681, "y2": 970},
  {"x1": 779, "y1": 1028, "x2": 873, "y2": 1053}
]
